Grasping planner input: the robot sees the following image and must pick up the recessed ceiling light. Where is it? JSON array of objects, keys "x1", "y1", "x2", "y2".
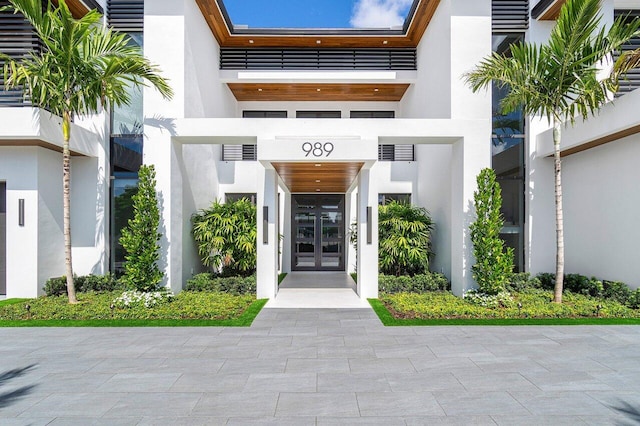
[
  {"x1": 315, "y1": 179, "x2": 321, "y2": 183},
  {"x1": 383, "y1": 40, "x2": 388, "y2": 45},
  {"x1": 249, "y1": 39, "x2": 254, "y2": 44},
  {"x1": 315, "y1": 164, "x2": 321, "y2": 167},
  {"x1": 374, "y1": 88, "x2": 379, "y2": 92},
  {"x1": 258, "y1": 88, "x2": 262, "y2": 92},
  {"x1": 316, "y1": 189, "x2": 321, "y2": 192},
  {"x1": 316, "y1": 40, "x2": 321, "y2": 44},
  {"x1": 316, "y1": 88, "x2": 321, "y2": 92}
]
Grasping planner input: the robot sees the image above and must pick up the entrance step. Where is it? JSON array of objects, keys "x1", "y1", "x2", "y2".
[
  {"x1": 265, "y1": 288, "x2": 370, "y2": 309},
  {"x1": 266, "y1": 272, "x2": 370, "y2": 309}
]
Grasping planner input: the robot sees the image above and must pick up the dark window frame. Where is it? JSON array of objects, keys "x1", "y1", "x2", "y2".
[{"x1": 296, "y1": 111, "x2": 341, "y2": 119}]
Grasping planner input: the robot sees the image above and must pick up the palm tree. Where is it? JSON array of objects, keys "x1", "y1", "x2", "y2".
[
  {"x1": 465, "y1": 0, "x2": 639, "y2": 303},
  {"x1": 614, "y1": 45, "x2": 640, "y2": 81},
  {"x1": 0, "y1": 0, "x2": 173, "y2": 303}
]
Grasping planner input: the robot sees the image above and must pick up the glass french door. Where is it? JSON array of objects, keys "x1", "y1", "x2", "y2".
[{"x1": 292, "y1": 194, "x2": 345, "y2": 271}]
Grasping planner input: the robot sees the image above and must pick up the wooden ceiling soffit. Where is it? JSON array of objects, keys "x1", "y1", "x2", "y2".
[
  {"x1": 272, "y1": 162, "x2": 365, "y2": 193},
  {"x1": 196, "y1": 0, "x2": 440, "y2": 48},
  {"x1": 531, "y1": 0, "x2": 567, "y2": 21},
  {"x1": 228, "y1": 83, "x2": 410, "y2": 102},
  {"x1": 50, "y1": 0, "x2": 102, "y2": 18}
]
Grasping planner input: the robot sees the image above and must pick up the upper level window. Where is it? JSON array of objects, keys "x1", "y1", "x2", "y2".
[
  {"x1": 222, "y1": 144, "x2": 257, "y2": 161},
  {"x1": 296, "y1": 111, "x2": 341, "y2": 119},
  {"x1": 378, "y1": 145, "x2": 415, "y2": 161},
  {"x1": 350, "y1": 111, "x2": 395, "y2": 118},
  {"x1": 243, "y1": 110, "x2": 288, "y2": 118}
]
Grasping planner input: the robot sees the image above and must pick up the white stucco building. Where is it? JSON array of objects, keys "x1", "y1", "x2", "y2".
[{"x1": 0, "y1": 0, "x2": 639, "y2": 300}]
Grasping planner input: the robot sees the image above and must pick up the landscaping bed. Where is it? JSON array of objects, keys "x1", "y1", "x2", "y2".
[
  {"x1": 371, "y1": 289, "x2": 640, "y2": 326},
  {"x1": 0, "y1": 292, "x2": 266, "y2": 327}
]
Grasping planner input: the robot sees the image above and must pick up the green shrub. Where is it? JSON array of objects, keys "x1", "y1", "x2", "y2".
[
  {"x1": 627, "y1": 289, "x2": 640, "y2": 309},
  {"x1": 564, "y1": 274, "x2": 603, "y2": 297},
  {"x1": 537, "y1": 273, "x2": 603, "y2": 297},
  {"x1": 507, "y1": 272, "x2": 542, "y2": 292},
  {"x1": 192, "y1": 198, "x2": 257, "y2": 277},
  {"x1": 379, "y1": 272, "x2": 450, "y2": 294},
  {"x1": 378, "y1": 202, "x2": 433, "y2": 276},
  {"x1": 45, "y1": 274, "x2": 122, "y2": 296},
  {"x1": 470, "y1": 168, "x2": 514, "y2": 294},
  {"x1": 76, "y1": 273, "x2": 122, "y2": 293},
  {"x1": 536, "y1": 273, "x2": 556, "y2": 290},
  {"x1": 603, "y1": 281, "x2": 632, "y2": 305},
  {"x1": 119, "y1": 165, "x2": 164, "y2": 292},
  {"x1": 44, "y1": 276, "x2": 68, "y2": 296},
  {"x1": 185, "y1": 273, "x2": 256, "y2": 295}
]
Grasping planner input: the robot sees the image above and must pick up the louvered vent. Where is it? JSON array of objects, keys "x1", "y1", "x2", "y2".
[
  {"x1": 378, "y1": 145, "x2": 415, "y2": 161},
  {"x1": 107, "y1": 0, "x2": 143, "y2": 32},
  {"x1": 492, "y1": 0, "x2": 529, "y2": 31},
  {"x1": 222, "y1": 145, "x2": 258, "y2": 161},
  {"x1": 0, "y1": 0, "x2": 40, "y2": 106},
  {"x1": 615, "y1": 10, "x2": 640, "y2": 96},
  {"x1": 221, "y1": 48, "x2": 417, "y2": 70}
]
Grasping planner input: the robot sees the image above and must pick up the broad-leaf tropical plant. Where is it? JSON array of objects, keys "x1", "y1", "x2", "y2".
[
  {"x1": 378, "y1": 201, "x2": 433, "y2": 276},
  {"x1": 0, "y1": 0, "x2": 173, "y2": 303},
  {"x1": 464, "y1": 0, "x2": 640, "y2": 303},
  {"x1": 192, "y1": 198, "x2": 257, "y2": 277}
]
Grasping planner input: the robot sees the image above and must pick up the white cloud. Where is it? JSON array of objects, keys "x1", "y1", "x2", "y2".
[{"x1": 350, "y1": 0, "x2": 413, "y2": 29}]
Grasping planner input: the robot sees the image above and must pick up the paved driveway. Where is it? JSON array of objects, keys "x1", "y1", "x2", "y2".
[{"x1": 1, "y1": 308, "x2": 639, "y2": 425}]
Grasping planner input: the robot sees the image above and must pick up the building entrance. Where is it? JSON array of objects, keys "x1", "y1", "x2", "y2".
[{"x1": 292, "y1": 194, "x2": 345, "y2": 271}]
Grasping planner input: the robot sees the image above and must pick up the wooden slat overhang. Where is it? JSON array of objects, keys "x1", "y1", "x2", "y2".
[
  {"x1": 531, "y1": 0, "x2": 567, "y2": 21},
  {"x1": 228, "y1": 83, "x2": 410, "y2": 102},
  {"x1": 195, "y1": 0, "x2": 440, "y2": 48},
  {"x1": 272, "y1": 162, "x2": 364, "y2": 193}
]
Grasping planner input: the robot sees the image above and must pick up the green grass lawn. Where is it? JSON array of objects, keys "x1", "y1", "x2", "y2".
[
  {"x1": 0, "y1": 292, "x2": 267, "y2": 327},
  {"x1": 370, "y1": 289, "x2": 640, "y2": 326}
]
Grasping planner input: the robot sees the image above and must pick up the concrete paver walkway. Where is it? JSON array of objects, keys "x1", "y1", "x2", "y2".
[{"x1": 0, "y1": 308, "x2": 639, "y2": 424}]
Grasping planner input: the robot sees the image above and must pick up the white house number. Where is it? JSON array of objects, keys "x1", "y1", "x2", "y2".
[{"x1": 302, "y1": 142, "x2": 334, "y2": 157}]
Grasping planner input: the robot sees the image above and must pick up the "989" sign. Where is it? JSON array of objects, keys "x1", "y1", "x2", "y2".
[{"x1": 302, "y1": 142, "x2": 334, "y2": 158}]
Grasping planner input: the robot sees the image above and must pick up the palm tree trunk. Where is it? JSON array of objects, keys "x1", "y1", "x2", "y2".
[
  {"x1": 62, "y1": 112, "x2": 77, "y2": 304},
  {"x1": 553, "y1": 118, "x2": 564, "y2": 304}
]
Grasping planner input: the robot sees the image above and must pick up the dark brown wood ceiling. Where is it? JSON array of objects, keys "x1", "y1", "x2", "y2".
[
  {"x1": 195, "y1": 0, "x2": 440, "y2": 48},
  {"x1": 272, "y1": 162, "x2": 364, "y2": 193},
  {"x1": 228, "y1": 83, "x2": 410, "y2": 102}
]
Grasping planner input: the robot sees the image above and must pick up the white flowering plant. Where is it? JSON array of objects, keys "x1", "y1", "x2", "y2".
[
  {"x1": 463, "y1": 289, "x2": 513, "y2": 308},
  {"x1": 113, "y1": 289, "x2": 174, "y2": 309}
]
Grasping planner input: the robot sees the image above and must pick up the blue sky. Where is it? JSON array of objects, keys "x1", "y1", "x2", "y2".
[{"x1": 223, "y1": 0, "x2": 413, "y2": 29}]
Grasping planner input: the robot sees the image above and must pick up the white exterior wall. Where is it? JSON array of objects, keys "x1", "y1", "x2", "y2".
[
  {"x1": 0, "y1": 105, "x2": 108, "y2": 298},
  {"x1": 0, "y1": 148, "x2": 39, "y2": 298},
  {"x1": 561, "y1": 134, "x2": 640, "y2": 288}
]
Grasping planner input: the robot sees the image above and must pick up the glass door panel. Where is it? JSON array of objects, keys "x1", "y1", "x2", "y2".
[{"x1": 292, "y1": 194, "x2": 345, "y2": 271}]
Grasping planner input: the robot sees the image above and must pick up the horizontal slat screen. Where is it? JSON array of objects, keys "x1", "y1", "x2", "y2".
[
  {"x1": 492, "y1": 0, "x2": 529, "y2": 31},
  {"x1": 107, "y1": 0, "x2": 143, "y2": 32},
  {"x1": 222, "y1": 145, "x2": 257, "y2": 161},
  {"x1": 378, "y1": 145, "x2": 415, "y2": 161},
  {"x1": 615, "y1": 10, "x2": 640, "y2": 96},
  {"x1": 0, "y1": 0, "x2": 39, "y2": 106},
  {"x1": 221, "y1": 48, "x2": 417, "y2": 70}
]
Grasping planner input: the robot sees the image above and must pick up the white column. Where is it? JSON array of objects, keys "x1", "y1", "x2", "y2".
[
  {"x1": 257, "y1": 168, "x2": 278, "y2": 299},
  {"x1": 357, "y1": 169, "x2": 378, "y2": 299},
  {"x1": 281, "y1": 191, "x2": 292, "y2": 273},
  {"x1": 450, "y1": 131, "x2": 490, "y2": 296}
]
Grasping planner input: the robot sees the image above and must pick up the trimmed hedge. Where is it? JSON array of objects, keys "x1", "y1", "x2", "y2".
[
  {"x1": 44, "y1": 274, "x2": 123, "y2": 296},
  {"x1": 379, "y1": 272, "x2": 450, "y2": 294},
  {"x1": 186, "y1": 273, "x2": 256, "y2": 295}
]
